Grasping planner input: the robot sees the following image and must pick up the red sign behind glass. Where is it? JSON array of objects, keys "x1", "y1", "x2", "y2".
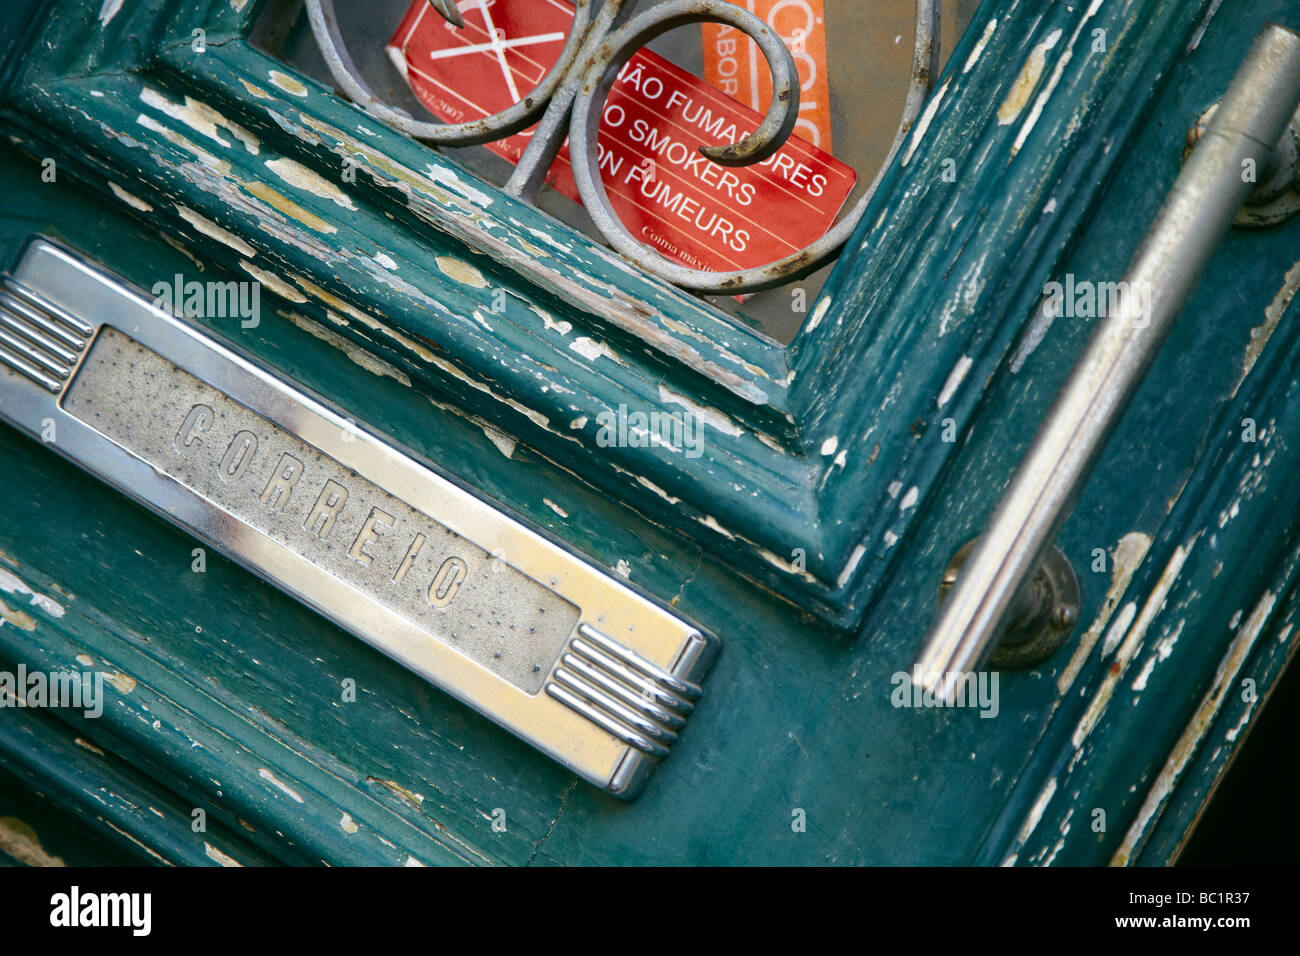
[{"x1": 388, "y1": 0, "x2": 855, "y2": 273}]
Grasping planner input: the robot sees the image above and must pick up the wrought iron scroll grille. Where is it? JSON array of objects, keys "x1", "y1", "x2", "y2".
[{"x1": 307, "y1": 0, "x2": 941, "y2": 295}]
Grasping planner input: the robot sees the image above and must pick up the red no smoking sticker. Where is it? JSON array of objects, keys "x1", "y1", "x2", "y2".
[{"x1": 388, "y1": 0, "x2": 856, "y2": 273}]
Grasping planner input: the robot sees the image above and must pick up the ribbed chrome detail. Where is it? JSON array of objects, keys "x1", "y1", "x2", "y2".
[
  {"x1": 546, "y1": 683, "x2": 671, "y2": 758},
  {"x1": 0, "y1": 283, "x2": 91, "y2": 393},
  {"x1": 547, "y1": 623, "x2": 701, "y2": 758},
  {"x1": 578, "y1": 623, "x2": 703, "y2": 700},
  {"x1": 560, "y1": 653, "x2": 688, "y2": 729}
]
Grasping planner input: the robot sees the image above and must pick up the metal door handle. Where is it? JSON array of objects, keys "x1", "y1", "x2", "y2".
[{"x1": 914, "y1": 24, "x2": 1300, "y2": 698}]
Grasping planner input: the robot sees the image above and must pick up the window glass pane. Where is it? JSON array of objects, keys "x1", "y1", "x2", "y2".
[{"x1": 260, "y1": 0, "x2": 978, "y2": 343}]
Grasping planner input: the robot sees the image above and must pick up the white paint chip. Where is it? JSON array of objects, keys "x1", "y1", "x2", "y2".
[
  {"x1": 98, "y1": 0, "x2": 123, "y2": 27},
  {"x1": 424, "y1": 164, "x2": 494, "y2": 207},
  {"x1": 806, "y1": 297, "x2": 832, "y2": 331},
  {"x1": 268, "y1": 70, "x2": 309, "y2": 97},
  {"x1": 176, "y1": 205, "x2": 257, "y2": 258},
  {"x1": 836, "y1": 544, "x2": 867, "y2": 589},
  {"x1": 937, "y1": 355, "x2": 973, "y2": 408},
  {"x1": 658, "y1": 385, "x2": 743, "y2": 438},
  {"x1": 266, "y1": 157, "x2": 356, "y2": 210},
  {"x1": 902, "y1": 79, "x2": 951, "y2": 167},
  {"x1": 109, "y1": 182, "x2": 153, "y2": 212},
  {"x1": 435, "y1": 256, "x2": 487, "y2": 288},
  {"x1": 999, "y1": 29, "x2": 1062, "y2": 126},
  {"x1": 258, "y1": 768, "x2": 305, "y2": 804},
  {"x1": 240, "y1": 262, "x2": 307, "y2": 303},
  {"x1": 963, "y1": 19, "x2": 998, "y2": 73},
  {"x1": 0, "y1": 567, "x2": 65, "y2": 619},
  {"x1": 571, "y1": 337, "x2": 615, "y2": 363},
  {"x1": 204, "y1": 843, "x2": 242, "y2": 867}
]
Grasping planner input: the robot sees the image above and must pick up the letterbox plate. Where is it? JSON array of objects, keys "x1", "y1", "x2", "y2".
[{"x1": 0, "y1": 239, "x2": 718, "y2": 799}]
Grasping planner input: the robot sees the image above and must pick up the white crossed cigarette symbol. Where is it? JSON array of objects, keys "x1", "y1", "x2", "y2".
[{"x1": 432, "y1": 0, "x2": 564, "y2": 102}]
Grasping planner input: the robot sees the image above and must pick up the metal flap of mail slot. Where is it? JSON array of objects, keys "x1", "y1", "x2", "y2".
[{"x1": 0, "y1": 239, "x2": 718, "y2": 798}]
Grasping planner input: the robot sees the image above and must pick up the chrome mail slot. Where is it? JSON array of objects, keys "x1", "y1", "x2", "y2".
[{"x1": 0, "y1": 239, "x2": 718, "y2": 798}]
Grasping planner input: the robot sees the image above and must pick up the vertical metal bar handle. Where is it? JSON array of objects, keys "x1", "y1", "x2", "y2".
[{"x1": 914, "y1": 24, "x2": 1300, "y2": 697}]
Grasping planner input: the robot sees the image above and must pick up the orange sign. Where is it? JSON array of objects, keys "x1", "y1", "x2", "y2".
[{"x1": 702, "y1": 0, "x2": 834, "y2": 151}]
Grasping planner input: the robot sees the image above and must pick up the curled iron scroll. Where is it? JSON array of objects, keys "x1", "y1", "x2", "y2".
[{"x1": 308, "y1": 0, "x2": 942, "y2": 295}]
